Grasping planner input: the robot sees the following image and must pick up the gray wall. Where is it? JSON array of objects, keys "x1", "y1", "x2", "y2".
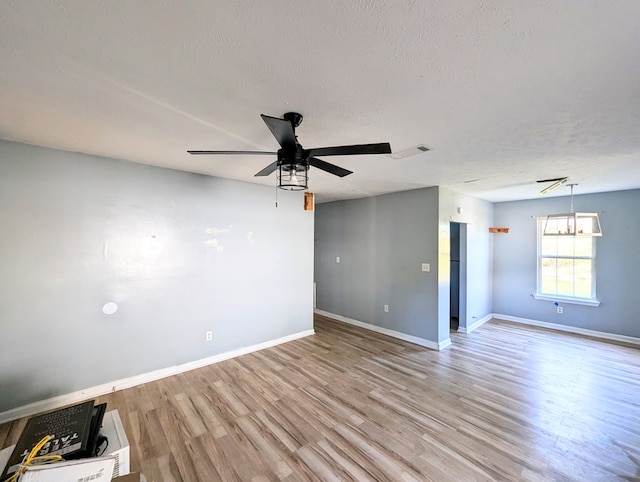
[
  {"x1": 0, "y1": 140, "x2": 314, "y2": 412},
  {"x1": 315, "y1": 188, "x2": 440, "y2": 341},
  {"x1": 493, "y1": 189, "x2": 640, "y2": 338},
  {"x1": 314, "y1": 187, "x2": 494, "y2": 345}
]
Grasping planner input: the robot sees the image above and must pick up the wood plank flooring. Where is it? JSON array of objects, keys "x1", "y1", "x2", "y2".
[{"x1": 2, "y1": 315, "x2": 639, "y2": 481}]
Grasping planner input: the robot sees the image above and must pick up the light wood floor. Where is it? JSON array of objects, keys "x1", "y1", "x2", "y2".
[{"x1": 2, "y1": 315, "x2": 639, "y2": 481}]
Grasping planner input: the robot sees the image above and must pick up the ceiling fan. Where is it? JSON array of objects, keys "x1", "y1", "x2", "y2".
[{"x1": 188, "y1": 112, "x2": 392, "y2": 191}]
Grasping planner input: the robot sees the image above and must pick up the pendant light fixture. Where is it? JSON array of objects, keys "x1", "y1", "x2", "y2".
[{"x1": 543, "y1": 184, "x2": 602, "y2": 236}]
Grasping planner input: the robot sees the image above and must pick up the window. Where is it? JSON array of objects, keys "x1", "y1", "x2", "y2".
[{"x1": 536, "y1": 217, "x2": 598, "y2": 305}]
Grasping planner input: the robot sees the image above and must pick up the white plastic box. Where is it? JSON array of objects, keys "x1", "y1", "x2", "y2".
[{"x1": 100, "y1": 409, "x2": 130, "y2": 478}]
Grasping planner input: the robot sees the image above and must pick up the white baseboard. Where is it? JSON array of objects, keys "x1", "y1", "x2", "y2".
[
  {"x1": 0, "y1": 329, "x2": 315, "y2": 425},
  {"x1": 315, "y1": 309, "x2": 449, "y2": 351},
  {"x1": 493, "y1": 314, "x2": 640, "y2": 347},
  {"x1": 457, "y1": 313, "x2": 493, "y2": 334}
]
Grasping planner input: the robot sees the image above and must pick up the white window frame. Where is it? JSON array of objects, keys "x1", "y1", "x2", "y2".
[{"x1": 534, "y1": 217, "x2": 600, "y2": 306}]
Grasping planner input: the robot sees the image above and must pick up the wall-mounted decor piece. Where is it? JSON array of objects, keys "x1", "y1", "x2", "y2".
[{"x1": 304, "y1": 192, "x2": 314, "y2": 211}]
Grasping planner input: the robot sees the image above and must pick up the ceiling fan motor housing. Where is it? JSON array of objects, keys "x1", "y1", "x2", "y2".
[{"x1": 277, "y1": 145, "x2": 308, "y2": 169}]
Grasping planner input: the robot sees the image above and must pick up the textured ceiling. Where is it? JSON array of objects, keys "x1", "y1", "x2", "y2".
[{"x1": 1, "y1": 1, "x2": 639, "y2": 203}]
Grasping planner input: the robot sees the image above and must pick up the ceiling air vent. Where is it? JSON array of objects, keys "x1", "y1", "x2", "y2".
[{"x1": 390, "y1": 144, "x2": 430, "y2": 159}]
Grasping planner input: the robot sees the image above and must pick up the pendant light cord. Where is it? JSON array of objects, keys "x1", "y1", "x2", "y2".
[{"x1": 569, "y1": 184, "x2": 575, "y2": 213}]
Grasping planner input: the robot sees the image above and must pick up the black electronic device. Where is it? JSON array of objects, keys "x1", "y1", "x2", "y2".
[
  {"x1": 66, "y1": 402, "x2": 107, "y2": 460},
  {"x1": 2, "y1": 400, "x2": 95, "y2": 478}
]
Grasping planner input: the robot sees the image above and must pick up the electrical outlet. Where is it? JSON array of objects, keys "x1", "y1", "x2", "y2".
[
  {"x1": 336, "y1": 256, "x2": 340, "y2": 263},
  {"x1": 206, "y1": 331, "x2": 213, "y2": 341},
  {"x1": 384, "y1": 304, "x2": 389, "y2": 313},
  {"x1": 421, "y1": 263, "x2": 430, "y2": 272},
  {"x1": 556, "y1": 306, "x2": 563, "y2": 314}
]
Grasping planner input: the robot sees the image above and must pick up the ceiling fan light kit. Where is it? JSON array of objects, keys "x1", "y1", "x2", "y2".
[
  {"x1": 542, "y1": 184, "x2": 602, "y2": 236},
  {"x1": 277, "y1": 163, "x2": 308, "y2": 191},
  {"x1": 188, "y1": 112, "x2": 392, "y2": 191}
]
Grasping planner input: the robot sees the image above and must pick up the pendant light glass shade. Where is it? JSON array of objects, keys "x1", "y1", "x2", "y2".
[
  {"x1": 277, "y1": 163, "x2": 308, "y2": 191},
  {"x1": 542, "y1": 183, "x2": 602, "y2": 236},
  {"x1": 543, "y1": 212, "x2": 602, "y2": 236}
]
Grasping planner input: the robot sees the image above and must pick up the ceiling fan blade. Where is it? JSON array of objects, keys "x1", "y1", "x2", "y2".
[
  {"x1": 307, "y1": 142, "x2": 391, "y2": 158},
  {"x1": 254, "y1": 161, "x2": 278, "y2": 177},
  {"x1": 187, "y1": 150, "x2": 276, "y2": 155},
  {"x1": 308, "y1": 157, "x2": 353, "y2": 177},
  {"x1": 261, "y1": 114, "x2": 296, "y2": 148}
]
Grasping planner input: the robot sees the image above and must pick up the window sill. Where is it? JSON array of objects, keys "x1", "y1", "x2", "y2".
[{"x1": 532, "y1": 294, "x2": 600, "y2": 307}]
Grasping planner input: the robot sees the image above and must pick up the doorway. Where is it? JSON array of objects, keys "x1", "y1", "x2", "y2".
[{"x1": 450, "y1": 222, "x2": 467, "y2": 331}]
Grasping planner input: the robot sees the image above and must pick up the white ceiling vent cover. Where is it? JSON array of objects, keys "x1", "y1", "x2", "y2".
[{"x1": 390, "y1": 145, "x2": 431, "y2": 159}]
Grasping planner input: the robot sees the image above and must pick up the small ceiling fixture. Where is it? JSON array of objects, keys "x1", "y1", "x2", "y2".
[
  {"x1": 543, "y1": 184, "x2": 602, "y2": 237},
  {"x1": 389, "y1": 144, "x2": 430, "y2": 159},
  {"x1": 538, "y1": 177, "x2": 568, "y2": 195}
]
